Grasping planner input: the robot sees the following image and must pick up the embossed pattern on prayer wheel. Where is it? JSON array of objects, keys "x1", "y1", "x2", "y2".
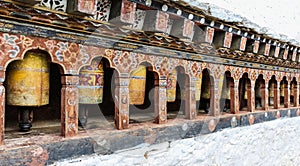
[
  {"x1": 167, "y1": 69, "x2": 177, "y2": 102},
  {"x1": 7, "y1": 52, "x2": 49, "y2": 106},
  {"x1": 129, "y1": 65, "x2": 146, "y2": 105},
  {"x1": 78, "y1": 60, "x2": 104, "y2": 104},
  {"x1": 195, "y1": 74, "x2": 202, "y2": 101}
]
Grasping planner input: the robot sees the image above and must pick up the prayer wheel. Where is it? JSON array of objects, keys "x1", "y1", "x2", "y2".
[
  {"x1": 195, "y1": 74, "x2": 202, "y2": 101},
  {"x1": 255, "y1": 81, "x2": 262, "y2": 108},
  {"x1": 78, "y1": 60, "x2": 104, "y2": 104},
  {"x1": 78, "y1": 59, "x2": 104, "y2": 126},
  {"x1": 290, "y1": 83, "x2": 294, "y2": 104},
  {"x1": 291, "y1": 83, "x2": 294, "y2": 96},
  {"x1": 6, "y1": 51, "x2": 49, "y2": 131},
  {"x1": 269, "y1": 82, "x2": 275, "y2": 106},
  {"x1": 221, "y1": 79, "x2": 231, "y2": 100},
  {"x1": 221, "y1": 79, "x2": 231, "y2": 112},
  {"x1": 7, "y1": 52, "x2": 49, "y2": 106},
  {"x1": 201, "y1": 73, "x2": 210, "y2": 113},
  {"x1": 201, "y1": 75, "x2": 210, "y2": 100},
  {"x1": 280, "y1": 83, "x2": 284, "y2": 97},
  {"x1": 280, "y1": 83, "x2": 284, "y2": 104},
  {"x1": 176, "y1": 71, "x2": 186, "y2": 100},
  {"x1": 244, "y1": 83, "x2": 249, "y2": 100},
  {"x1": 167, "y1": 69, "x2": 177, "y2": 102},
  {"x1": 129, "y1": 65, "x2": 146, "y2": 105}
]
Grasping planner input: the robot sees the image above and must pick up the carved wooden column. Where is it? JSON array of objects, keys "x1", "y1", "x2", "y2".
[
  {"x1": 210, "y1": 76, "x2": 224, "y2": 116},
  {"x1": 262, "y1": 80, "x2": 269, "y2": 111},
  {"x1": 61, "y1": 75, "x2": 79, "y2": 138},
  {"x1": 231, "y1": 79, "x2": 240, "y2": 114},
  {"x1": 284, "y1": 81, "x2": 290, "y2": 108},
  {"x1": 294, "y1": 82, "x2": 300, "y2": 107},
  {"x1": 0, "y1": 73, "x2": 5, "y2": 145},
  {"x1": 154, "y1": 77, "x2": 167, "y2": 123},
  {"x1": 114, "y1": 75, "x2": 130, "y2": 129},
  {"x1": 184, "y1": 77, "x2": 196, "y2": 120},
  {"x1": 274, "y1": 81, "x2": 280, "y2": 109},
  {"x1": 247, "y1": 80, "x2": 255, "y2": 112}
]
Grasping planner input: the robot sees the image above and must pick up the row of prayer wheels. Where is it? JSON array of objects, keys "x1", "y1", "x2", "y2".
[
  {"x1": 4, "y1": 52, "x2": 216, "y2": 130},
  {"x1": 5, "y1": 52, "x2": 149, "y2": 130},
  {"x1": 8, "y1": 51, "x2": 294, "y2": 130}
]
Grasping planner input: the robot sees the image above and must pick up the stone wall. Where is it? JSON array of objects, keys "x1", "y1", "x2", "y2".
[{"x1": 54, "y1": 117, "x2": 300, "y2": 165}]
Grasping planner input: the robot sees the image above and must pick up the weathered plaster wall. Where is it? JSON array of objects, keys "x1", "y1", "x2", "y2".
[{"x1": 53, "y1": 116, "x2": 300, "y2": 165}]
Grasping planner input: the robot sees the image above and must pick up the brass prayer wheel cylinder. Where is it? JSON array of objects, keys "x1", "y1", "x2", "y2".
[
  {"x1": 244, "y1": 83, "x2": 249, "y2": 99},
  {"x1": 167, "y1": 69, "x2": 177, "y2": 102},
  {"x1": 291, "y1": 83, "x2": 294, "y2": 96},
  {"x1": 269, "y1": 82, "x2": 275, "y2": 97},
  {"x1": 129, "y1": 65, "x2": 146, "y2": 105},
  {"x1": 280, "y1": 83, "x2": 284, "y2": 97},
  {"x1": 78, "y1": 60, "x2": 104, "y2": 104},
  {"x1": 6, "y1": 51, "x2": 49, "y2": 106},
  {"x1": 255, "y1": 82, "x2": 262, "y2": 98},
  {"x1": 195, "y1": 74, "x2": 202, "y2": 101},
  {"x1": 201, "y1": 74, "x2": 210, "y2": 99},
  {"x1": 221, "y1": 80, "x2": 230, "y2": 100}
]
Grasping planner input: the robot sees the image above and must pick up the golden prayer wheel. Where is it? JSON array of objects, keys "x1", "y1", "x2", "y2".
[
  {"x1": 269, "y1": 82, "x2": 275, "y2": 106},
  {"x1": 78, "y1": 60, "x2": 104, "y2": 104},
  {"x1": 201, "y1": 75, "x2": 210, "y2": 99},
  {"x1": 269, "y1": 82, "x2": 275, "y2": 98},
  {"x1": 195, "y1": 74, "x2": 202, "y2": 101},
  {"x1": 176, "y1": 73, "x2": 186, "y2": 100},
  {"x1": 221, "y1": 78, "x2": 231, "y2": 112},
  {"x1": 255, "y1": 83, "x2": 262, "y2": 98},
  {"x1": 7, "y1": 52, "x2": 49, "y2": 106},
  {"x1": 291, "y1": 83, "x2": 294, "y2": 96},
  {"x1": 280, "y1": 83, "x2": 285, "y2": 97},
  {"x1": 243, "y1": 82, "x2": 250, "y2": 100},
  {"x1": 167, "y1": 69, "x2": 177, "y2": 102},
  {"x1": 129, "y1": 65, "x2": 146, "y2": 105},
  {"x1": 221, "y1": 80, "x2": 230, "y2": 100},
  {"x1": 6, "y1": 51, "x2": 49, "y2": 131}
]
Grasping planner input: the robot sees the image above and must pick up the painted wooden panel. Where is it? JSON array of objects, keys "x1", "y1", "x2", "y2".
[
  {"x1": 110, "y1": 0, "x2": 136, "y2": 24},
  {"x1": 143, "y1": 11, "x2": 169, "y2": 33},
  {"x1": 67, "y1": 0, "x2": 97, "y2": 15}
]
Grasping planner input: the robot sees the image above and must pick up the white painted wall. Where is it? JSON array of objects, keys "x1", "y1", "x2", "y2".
[{"x1": 53, "y1": 117, "x2": 300, "y2": 165}]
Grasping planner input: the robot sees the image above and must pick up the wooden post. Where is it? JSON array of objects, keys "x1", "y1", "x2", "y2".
[
  {"x1": 154, "y1": 78, "x2": 167, "y2": 123},
  {"x1": 0, "y1": 79, "x2": 5, "y2": 145},
  {"x1": 262, "y1": 81, "x2": 269, "y2": 111},
  {"x1": 274, "y1": 82, "x2": 280, "y2": 109},
  {"x1": 184, "y1": 78, "x2": 196, "y2": 120},
  {"x1": 248, "y1": 80, "x2": 255, "y2": 112},
  {"x1": 284, "y1": 82, "x2": 290, "y2": 108},
  {"x1": 61, "y1": 75, "x2": 79, "y2": 138},
  {"x1": 210, "y1": 76, "x2": 224, "y2": 116},
  {"x1": 114, "y1": 76, "x2": 130, "y2": 129},
  {"x1": 231, "y1": 80, "x2": 240, "y2": 114}
]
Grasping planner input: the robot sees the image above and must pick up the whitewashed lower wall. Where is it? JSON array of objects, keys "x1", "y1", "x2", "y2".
[{"x1": 54, "y1": 117, "x2": 300, "y2": 165}]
